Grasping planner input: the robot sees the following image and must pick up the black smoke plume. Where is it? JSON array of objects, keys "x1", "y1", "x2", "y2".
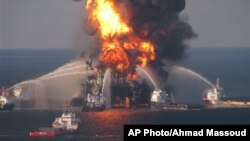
[{"x1": 126, "y1": 0, "x2": 196, "y2": 61}]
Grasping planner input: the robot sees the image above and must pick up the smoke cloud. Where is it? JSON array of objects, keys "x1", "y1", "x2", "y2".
[
  {"x1": 126, "y1": 0, "x2": 196, "y2": 61},
  {"x1": 84, "y1": 0, "x2": 196, "y2": 62}
]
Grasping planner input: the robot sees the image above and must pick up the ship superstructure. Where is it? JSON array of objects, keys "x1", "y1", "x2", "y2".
[
  {"x1": 52, "y1": 109, "x2": 81, "y2": 132},
  {"x1": 30, "y1": 108, "x2": 81, "y2": 137},
  {"x1": 202, "y1": 78, "x2": 250, "y2": 108},
  {"x1": 150, "y1": 89, "x2": 187, "y2": 110},
  {"x1": 82, "y1": 58, "x2": 106, "y2": 111}
]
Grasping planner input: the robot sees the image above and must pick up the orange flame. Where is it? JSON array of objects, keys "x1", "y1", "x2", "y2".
[
  {"x1": 86, "y1": 0, "x2": 156, "y2": 77},
  {"x1": 86, "y1": 0, "x2": 131, "y2": 39},
  {"x1": 127, "y1": 73, "x2": 139, "y2": 81},
  {"x1": 100, "y1": 39, "x2": 129, "y2": 71}
]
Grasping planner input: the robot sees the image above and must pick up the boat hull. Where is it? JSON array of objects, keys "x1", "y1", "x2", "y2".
[
  {"x1": 151, "y1": 103, "x2": 188, "y2": 111},
  {"x1": 29, "y1": 127, "x2": 78, "y2": 137},
  {"x1": 0, "y1": 104, "x2": 14, "y2": 111},
  {"x1": 205, "y1": 101, "x2": 250, "y2": 109},
  {"x1": 29, "y1": 131, "x2": 56, "y2": 137},
  {"x1": 82, "y1": 102, "x2": 105, "y2": 112}
]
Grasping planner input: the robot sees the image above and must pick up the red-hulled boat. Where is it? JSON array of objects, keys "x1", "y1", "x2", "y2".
[
  {"x1": 29, "y1": 131, "x2": 56, "y2": 137},
  {"x1": 29, "y1": 109, "x2": 81, "y2": 137},
  {"x1": 29, "y1": 128, "x2": 58, "y2": 137}
]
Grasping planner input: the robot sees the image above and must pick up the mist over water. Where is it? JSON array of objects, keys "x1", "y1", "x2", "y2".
[{"x1": 9, "y1": 60, "x2": 92, "y2": 109}]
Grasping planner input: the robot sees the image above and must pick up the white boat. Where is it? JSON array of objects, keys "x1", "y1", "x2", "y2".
[
  {"x1": 0, "y1": 95, "x2": 15, "y2": 111},
  {"x1": 202, "y1": 78, "x2": 250, "y2": 108},
  {"x1": 52, "y1": 109, "x2": 81, "y2": 133},
  {"x1": 150, "y1": 89, "x2": 188, "y2": 110},
  {"x1": 150, "y1": 89, "x2": 172, "y2": 104},
  {"x1": 0, "y1": 87, "x2": 15, "y2": 111},
  {"x1": 202, "y1": 78, "x2": 225, "y2": 105}
]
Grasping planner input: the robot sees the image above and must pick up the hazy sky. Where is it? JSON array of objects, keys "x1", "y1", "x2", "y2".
[
  {"x1": 0, "y1": 0, "x2": 88, "y2": 49},
  {"x1": 0, "y1": 0, "x2": 249, "y2": 49},
  {"x1": 184, "y1": 0, "x2": 250, "y2": 48}
]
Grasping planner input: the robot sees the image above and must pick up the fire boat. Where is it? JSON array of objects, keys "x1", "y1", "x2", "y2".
[
  {"x1": 150, "y1": 89, "x2": 188, "y2": 111},
  {"x1": 0, "y1": 95, "x2": 15, "y2": 111},
  {"x1": 202, "y1": 78, "x2": 250, "y2": 108},
  {"x1": 52, "y1": 109, "x2": 81, "y2": 133},
  {"x1": 0, "y1": 88, "x2": 15, "y2": 111},
  {"x1": 29, "y1": 128, "x2": 57, "y2": 137},
  {"x1": 29, "y1": 108, "x2": 81, "y2": 137}
]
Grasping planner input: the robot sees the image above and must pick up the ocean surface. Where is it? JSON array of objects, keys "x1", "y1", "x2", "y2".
[
  {"x1": 0, "y1": 108, "x2": 250, "y2": 141},
  {"x1": 1, "y1": 47, "x2": 250, "y2": 141}
]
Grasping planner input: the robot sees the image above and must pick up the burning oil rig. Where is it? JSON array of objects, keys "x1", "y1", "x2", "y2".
[{"x1": 80, "y1": 0, "x2": 193, "y2": 111}]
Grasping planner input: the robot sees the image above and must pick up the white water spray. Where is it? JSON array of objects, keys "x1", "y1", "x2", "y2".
[
  {"x1": 9, "y1": 71, "x2": 93, "y2": 90},
  {"x1": 7, "y1": 60, "x2": 92, "y2": 108},
  {"x1": 136, "y1": 67, "x2": 158, "y2": 90},
  {"x1": 38, "y1": 65, "x2": 84, "y2": 79},
  {"x1": 8, "y1": 80, "x2": 41, "y2": 90},
  {"x1": 102, "y1": 68, "x2": 111, "y2": 108},
  {"x1": 38, "y1": 60, "x2": 86, "y2": 80},
  {"x1": 170, "y1": 65, "x2": 215, "y2": 88},
  {"x1": 38, "y1": 71, "x2": 93, "y2": 81}
]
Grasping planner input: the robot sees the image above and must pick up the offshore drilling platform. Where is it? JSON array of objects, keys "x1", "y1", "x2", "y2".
[
  {"x1": 80, "y1": 0, "x2": 192, "y2": 111},
  {"x1": 80, "y1": 57, "x2": 188, "y2": 111}
]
